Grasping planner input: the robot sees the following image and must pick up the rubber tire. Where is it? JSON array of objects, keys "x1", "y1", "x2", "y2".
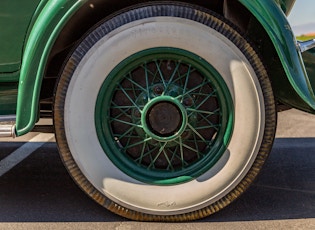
[{"x1": 54, "y1": 3, "x2": 276, "y2": 221}]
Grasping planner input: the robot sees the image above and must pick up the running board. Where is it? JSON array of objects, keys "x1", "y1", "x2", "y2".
[
  {"x1": 0, "y1": 115, "x2": 16, "y2": 138},
  {"x1": 0, "y1": 124, "x2": 54, "y2": 138},
  {"x1": 0, "y1": 115, "x2": 54, "y2": 137},
  {"x1": 0, "y1": 124, "x2": 16, "y2": 138}
]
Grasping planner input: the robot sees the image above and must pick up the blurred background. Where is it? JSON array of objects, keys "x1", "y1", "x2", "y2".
[{"x1": 288, "y1": 0, "x2": 315, "y2": 39}]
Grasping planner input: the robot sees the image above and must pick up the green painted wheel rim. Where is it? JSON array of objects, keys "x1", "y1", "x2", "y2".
[{"x1": 95, "y1": 47, "x2": 234, "y2": 185}]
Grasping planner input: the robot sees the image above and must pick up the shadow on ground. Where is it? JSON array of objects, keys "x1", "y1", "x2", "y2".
[{"x1": 0, "y1": 138, "x2": 314, "y2": 222}]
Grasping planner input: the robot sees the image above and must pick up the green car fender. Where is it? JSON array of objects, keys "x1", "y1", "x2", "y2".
[
  {"x1": 16, "y1": 0, "x2": 87, "y2": 136},
  {"x1": 15, "y1": 0, "x2": 315, "y2": 136},
  {"x1": 239, "y1": 0, "x2": 315, "y2": 110}
]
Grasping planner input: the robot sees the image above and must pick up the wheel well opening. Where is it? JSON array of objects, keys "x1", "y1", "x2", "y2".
[{"x1": 40, "y1": 0, "x2": 281, "y2": 117}]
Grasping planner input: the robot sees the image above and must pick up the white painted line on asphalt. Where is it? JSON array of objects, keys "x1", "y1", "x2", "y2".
[{"x1": 0, "y1": 133, "x2": 55, "y2": 177}]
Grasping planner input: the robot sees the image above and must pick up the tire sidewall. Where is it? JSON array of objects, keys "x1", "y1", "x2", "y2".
[{"x1": 55, "y1": 11, "x2": 270, "y2": 216}]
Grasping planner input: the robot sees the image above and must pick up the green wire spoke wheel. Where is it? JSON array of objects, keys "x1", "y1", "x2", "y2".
[
  {"x1": 54, "y1": 3, "x2": 276, "y2": 222},
  {"x1": 95, "y1": 48, "x2": 233, "y2": 184}
]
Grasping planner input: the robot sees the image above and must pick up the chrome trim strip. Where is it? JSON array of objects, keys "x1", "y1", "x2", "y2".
[
  {"x1": 0, "y1": 115, "x2": 16, "y2": 122},
  {"x1": 298, "y1": 39, "x2": 315, "y2": 53}
]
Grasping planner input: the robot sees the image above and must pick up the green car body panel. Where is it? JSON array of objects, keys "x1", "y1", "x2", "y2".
[
  {"x1": 16, "y1": 0, "x2": 87, "y2": 135},
  {"x1": 0, "y1": 0, "x2": 314, "y2": 136},
  {"x1": 240, "y1": 0, "x2": 315, "y2": 111},
  {"x1": 0, "y1": 0, "x2": 41, "y2": 74},
  {"x1": 0, "y1": 0, "x2": 41, "y2": 116}
]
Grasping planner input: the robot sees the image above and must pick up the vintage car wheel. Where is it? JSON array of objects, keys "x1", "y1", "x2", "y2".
[{"x1": 54, "y1": 3, "x2": 276, "y2": 221}]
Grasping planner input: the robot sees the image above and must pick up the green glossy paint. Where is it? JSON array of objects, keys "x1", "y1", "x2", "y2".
[
  {"x1": 95, "y1": 48, "x2": 234, "y2": 185},
  {"x1": 0, "y1": 0, "x2": 41, "y2": 73},
  {"x1": 0, "y1": 72, "x2": 19, "y2": 115},
  {"x1": 15, "y1": 0, "x2": 87, "y2": 136},
  {"x1": 0, "y1": 0, "x2": 313, "y2": 137},
  {"x1": 240, "y1": 0, "x2": 315, "y2": 111},
  {"x1": 0, "y1": 83, "x2": 18, "y2": 115}
]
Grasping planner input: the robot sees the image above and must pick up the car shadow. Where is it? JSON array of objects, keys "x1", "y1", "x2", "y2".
[
  {"x1": 0, "y1": 138, "x2": 314, "y2": 222},
  {"x1": 207, "y1": 138, "x2": 315, "y2": 222}
]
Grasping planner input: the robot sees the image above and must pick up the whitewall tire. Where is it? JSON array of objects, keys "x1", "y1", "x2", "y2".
[{"x1": 54, "y1": 3, "x2": 276, "y2": 221}]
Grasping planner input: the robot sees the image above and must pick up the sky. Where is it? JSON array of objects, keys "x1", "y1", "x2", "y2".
[{"x1": 287, "y1": 0, "x2": 315, "y2": 34}]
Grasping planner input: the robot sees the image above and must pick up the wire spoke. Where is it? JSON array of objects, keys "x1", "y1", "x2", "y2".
[
  {"x1": 167, "y1": 146, "x2": 179, "y2": 170},
  {"x1": 148, "y1": 142, "x2": 168, "y2": 169},
  {"x1": 111, "y1": 105, "x2": 138, "y2": 109},
  {"x1": 197, "y1": 110, "x2": 221, "y2": 131},
  {"x1": 187, "y1": 123, "x2": 206, "y2": 142},
  {"x1": 140, "y1": 64, "x2": 155, "y2": 77},
  {"x1": 114, "y1": 125, "x2": 136, "y2": 139},
  {"x1": 165, "y1": 61, "x2": 181, "y2": 90},
  {"x1": 173, "y1": 139, "x2": 199, "y2": 154},
  {"x1": 195, "y1": 78, "x2": 209, "y2": 103},
  {"x1": 182, "y1": 65, "x2": 192, "y2": 95},
  {"x1": 110, "y1": 117, "x2": 141, "y2": 128},
  {"x1": 173, "y1": 66, "x2": 197, "y2": 88},
  {"x1": 162, "y1": 149, "x2": 174, "y2": 170},
  {"x1": 194, "y1": 90, "x2": 217, "y2": 110},
  {"x1": 125, "y1": 73, "x2": 147, "y2": 93},
  {"x1": 195, "y1": 124, "x2": 220, "y2": 130},
  {"x1": 187, "y1": 107, "x2": 220, "y2": 116},
  {"x1": 136, "y1": 145, "x2": 159, "y2": 162},
  {"x1": 155, "y1": 60, "x2": 167, "y2": 88},
  {"x1": 175, "y1": 80, "x2": 209, "y2": 101},
  {"x1": 144, "y1": 62, "x2": 151, "y2": 100},
  {"x1": 123, "y1": 137, "x2": 153, "y2": 151},
  {"x1": 118, "y1": 84, "x2": 141, "y2": 111},
  {"x1": 111, "y1": 102, "x2": 134, "y2": 120},
  {"x1": 177, "y1": 136, "x2": 190, "y2": 167},
  {"x1": 137, "y1": 140, "x2": 148, "y2": 164},
  {"x1": 192, "y1": 130, "x2": 201, "y2": 159}
]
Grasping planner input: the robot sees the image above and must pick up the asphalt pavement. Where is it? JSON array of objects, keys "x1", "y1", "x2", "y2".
[{"x1": 0, "y1": 109, "x2": 314, "y2": 229}]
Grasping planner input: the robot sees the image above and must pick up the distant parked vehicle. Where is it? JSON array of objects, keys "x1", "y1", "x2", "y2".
[{"x1": 0, "y1": 0, "x2": 314, "y2": 221}]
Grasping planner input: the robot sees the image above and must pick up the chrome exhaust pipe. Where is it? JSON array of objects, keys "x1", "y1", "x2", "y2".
[
  {"x1": 0, "y1": 124, "x2": 16, "y2": 138},
  {"x1": 298, "y1": 39, "x2": 315, "y2": 53},
  {"x1": 0, "y1": 115, "x2": 16, "y2": 138}
]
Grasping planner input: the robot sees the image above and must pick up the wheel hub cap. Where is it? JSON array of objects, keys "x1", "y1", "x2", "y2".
[{"x1": 148, "y1": 102, "x2": 181, "y2": 136}]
